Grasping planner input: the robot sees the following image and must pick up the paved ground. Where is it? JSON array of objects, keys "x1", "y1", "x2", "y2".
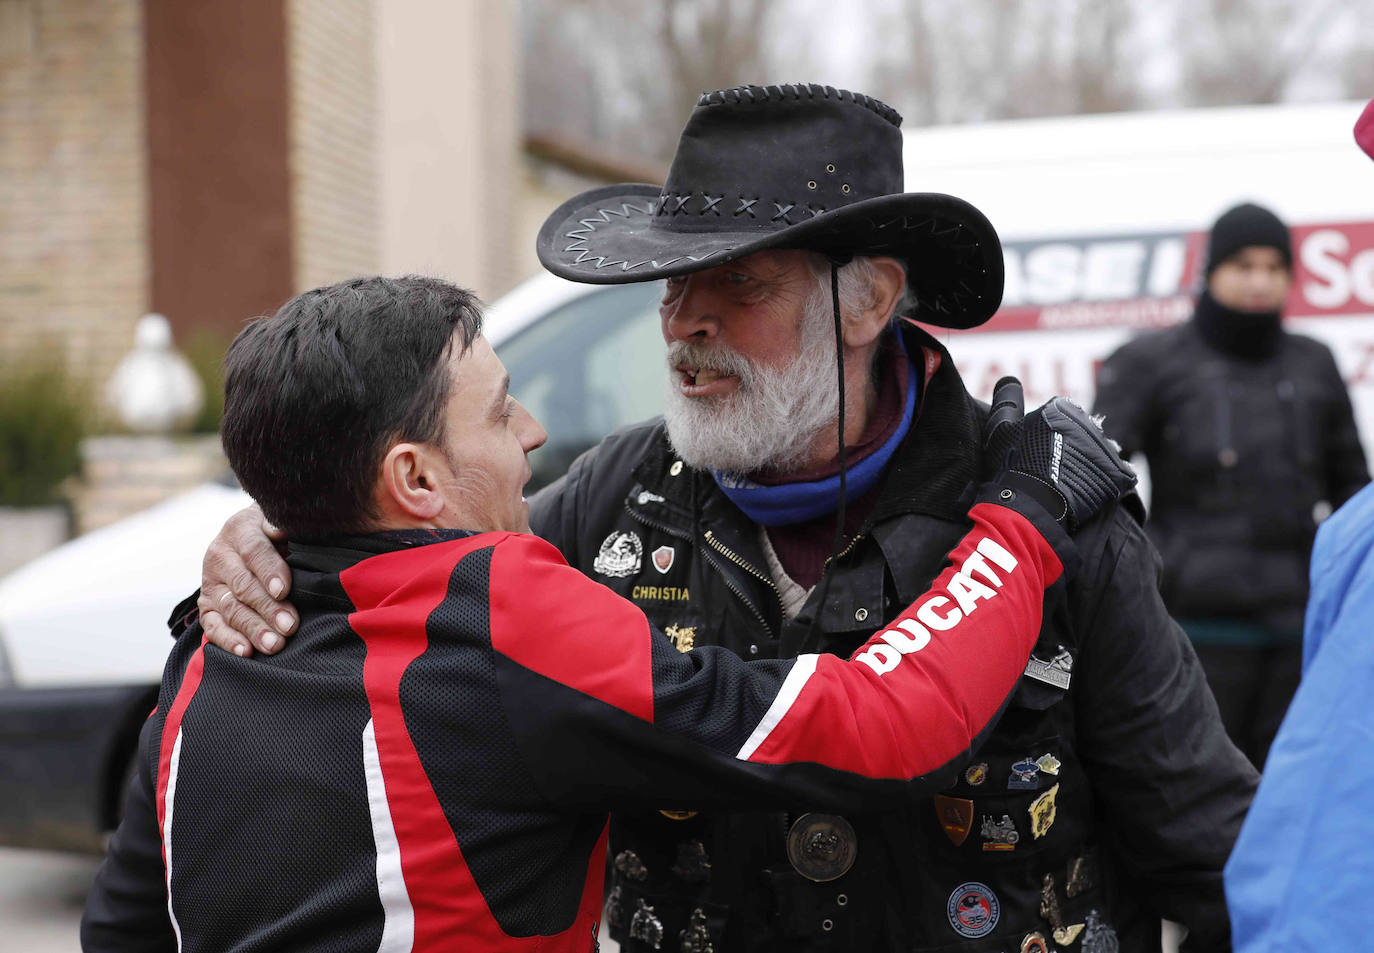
[{"x1": 0, "y1": 847, "x2": 102, "y2": 951}]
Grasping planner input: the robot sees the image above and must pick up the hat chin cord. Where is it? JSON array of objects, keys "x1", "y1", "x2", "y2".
[{"x1": 803, "y1": 259, "x2": 849, "y2": 650}]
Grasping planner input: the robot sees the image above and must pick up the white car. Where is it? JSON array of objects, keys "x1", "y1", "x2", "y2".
[{"x1": 0, "y1": 273, "x2": 662, "y2": 851}]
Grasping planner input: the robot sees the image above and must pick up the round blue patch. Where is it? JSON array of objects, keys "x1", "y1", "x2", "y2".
[{"x1": 947, "y1": 881, "x2": 1000, "y2": 938}]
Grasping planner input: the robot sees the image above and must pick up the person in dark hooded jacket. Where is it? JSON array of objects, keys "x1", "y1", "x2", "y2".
[{"x1": 1094, "y1": 202, "x2": 1368, "y2": 769}]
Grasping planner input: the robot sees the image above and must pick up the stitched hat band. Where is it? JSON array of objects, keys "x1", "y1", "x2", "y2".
[{"x1": 535, "y1": 84, "x2": 1005, "y2": 330}]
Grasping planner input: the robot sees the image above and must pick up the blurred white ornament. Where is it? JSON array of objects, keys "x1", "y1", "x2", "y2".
[{"x1": 105, "y1": 314, "x2": 204, "y2": 434}]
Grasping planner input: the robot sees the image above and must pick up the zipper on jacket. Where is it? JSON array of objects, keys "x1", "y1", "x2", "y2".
[
  {"x1": 624, "y1": 501, "x2": 693, "y2": 543},
  {"x1": 708, "y1": 530, "x2": 785, "y2": 620},
  {"x1": 699, "y1": 540, "x2": 774, "y2": 634},
  {"x1": 821, "y1": 532, "x2": 866, "y2": 572},
  {"x1": 625, "y1": 500, "x2": 778, "y2": 636}
]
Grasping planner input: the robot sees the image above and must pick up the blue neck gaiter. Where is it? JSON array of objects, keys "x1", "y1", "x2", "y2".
[{"x1": 711, "y1": 332, "x2": 919, "y2": 527}]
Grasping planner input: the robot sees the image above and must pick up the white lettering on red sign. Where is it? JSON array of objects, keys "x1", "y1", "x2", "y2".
[
  {"x1": 1297, "y1": 229, "x2": 1374, "y2": 311},
  {"x1": 991, "y1": 222, "x2": 1374, "y2": 331},
  {"x1": 1303, "y1": 230, "x2": 1354, "y2": 309}
]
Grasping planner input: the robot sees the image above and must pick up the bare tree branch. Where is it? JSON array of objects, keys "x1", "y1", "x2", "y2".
[
  {"x1": 1174, "y1": 0, "x2": 1335, "y2": 106},
  {"x1": 522, "y1": 0, "x2": 1364, "y2": 175}
]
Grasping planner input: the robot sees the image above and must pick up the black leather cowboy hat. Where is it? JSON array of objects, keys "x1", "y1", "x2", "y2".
[{"x1": 536, "y1": 83, "x2": 1004, "y2": 329}]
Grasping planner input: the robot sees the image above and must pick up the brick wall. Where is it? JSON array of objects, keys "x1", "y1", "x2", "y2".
[
  {"x1": 0, "y1": 0, "x2": 148, "y2": 389},
  {"x1": 287, "y1": 0, "x2": 379, "y2": 292}
]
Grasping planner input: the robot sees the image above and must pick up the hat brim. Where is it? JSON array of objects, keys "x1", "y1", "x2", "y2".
[{"x1": 536, "y1": 184, "x2": 1003, "y2": 329}]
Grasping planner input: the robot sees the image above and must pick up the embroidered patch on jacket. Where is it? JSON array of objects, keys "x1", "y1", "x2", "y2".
[
  {"x1": 664, "y1": 624, "x2": 696, "y2": 652},
  {"x1": 1023, "y1": 648, "x2": 1073, "y2": 689},
  {"x1": 652, "y1": 545, "x2": 675, "y2": 574},
  {"x1": 632, "y1": 585, "x2": 691, "y2": 602},
  {"x1": 593, "y1": 531, "x2": 642, "y2": 577},
  {"x1": 934, "y1": 795, "x2": 974, "y2": 847},
  {"x1": 947, "y1": 881, "x2": 1001, "y2": 938},
  {"x1": 1029, "y1": 783, "x2": 1060, "y2": 839}
]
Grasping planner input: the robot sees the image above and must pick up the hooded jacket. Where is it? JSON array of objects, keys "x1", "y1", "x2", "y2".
[{"x1": 530, "y1": 322, "x2": 1258, "y2": 953}]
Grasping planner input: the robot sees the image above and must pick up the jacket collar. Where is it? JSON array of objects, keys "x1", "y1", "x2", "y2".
[
  {"x1": 288, "y1": 528, "x2": 478, "y2": 575},
  {"x1": 868, "y1": 323, "x2": 987, "y2": 523}
]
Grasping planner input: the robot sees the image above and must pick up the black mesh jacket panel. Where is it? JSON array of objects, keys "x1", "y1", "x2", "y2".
[{"x1": 83, "y1": 512, "x2": 1066, "y2": 952}]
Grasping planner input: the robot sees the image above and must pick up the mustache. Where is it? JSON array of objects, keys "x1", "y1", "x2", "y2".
[{"x1": 665, "y1": 341, "x2": 757, "y2": 380}]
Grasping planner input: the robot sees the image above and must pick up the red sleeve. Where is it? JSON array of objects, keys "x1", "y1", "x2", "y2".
[
  {"x1": 488, "y1": 534, "x2": 656, "y2": 723},
  {"x1": 488, "y1": 501, "x2": 1063, "y2": 792},
  {"x1": 736, "y1": 501, "x2": 1064, "y2": 777}
]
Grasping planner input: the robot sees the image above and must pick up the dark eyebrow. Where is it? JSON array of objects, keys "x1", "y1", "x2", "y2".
[{"x1": 489, "y1": 373, "x2": 510, "y2": 418}]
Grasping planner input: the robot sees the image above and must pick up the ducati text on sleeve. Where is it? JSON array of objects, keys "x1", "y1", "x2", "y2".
[{"x1": 854, "y1": 537, "x2": 1020, "y2": 676}]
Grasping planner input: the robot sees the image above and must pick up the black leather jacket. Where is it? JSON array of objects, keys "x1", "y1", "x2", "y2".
[
  {"x1": 530, "y1": 325, "x2": 1257, "y2": 953},
  {"x1": 1094, "y1": 317, "x2": 1368, "y2": 635}
]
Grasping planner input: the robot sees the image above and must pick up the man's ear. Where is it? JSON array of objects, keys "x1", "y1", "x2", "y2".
[
  {"x1": 843, "y1": 256, "x2": 907, "y2": 350},
  {"x1": 378, "y1": 442, "x2": 446, "y2": 523}
]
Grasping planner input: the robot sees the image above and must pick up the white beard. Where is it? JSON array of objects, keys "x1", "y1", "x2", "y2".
[{"x1": 662, "y1": 284, "x2": 839, "y2": 475}]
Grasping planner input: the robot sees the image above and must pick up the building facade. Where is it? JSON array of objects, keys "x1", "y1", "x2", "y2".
[{"x1": 1, "y1": 0, "x2": 519, "y2": 392}]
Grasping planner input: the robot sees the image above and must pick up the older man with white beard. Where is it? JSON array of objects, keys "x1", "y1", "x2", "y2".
[
  {"x1": 660, "y1": 253, "x2": 906, "y2": 478},
  {"x1": 198, "y1": 85, "x2": 1256, "y2": 953}
]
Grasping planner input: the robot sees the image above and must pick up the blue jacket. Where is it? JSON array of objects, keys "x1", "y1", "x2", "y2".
[{"x1": 1226, "y1": 481, "x2": 1374, "y2": 950}]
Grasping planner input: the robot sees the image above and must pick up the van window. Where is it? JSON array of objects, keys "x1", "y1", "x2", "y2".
[{"x1": 498, "y1": 282, "x2": 666, "y2": 490}]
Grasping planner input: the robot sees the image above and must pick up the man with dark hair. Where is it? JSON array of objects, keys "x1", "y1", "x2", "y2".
[
  {"x1": 220, "y1": 276, "x2": 486, "y2": 538},
  {"x1": 1095, "y1": 201, "x2": 1368, "y2": 769},
  {"x1": 82, "y1": 274, "x2": 1134, "y2": 952},
  {"x1": 198, "y1": 86, "x2": 1256, "y2": 953}
]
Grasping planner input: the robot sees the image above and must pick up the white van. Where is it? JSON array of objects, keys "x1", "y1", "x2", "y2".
[
  {"x1": 2, "y1": 100, "x2": 1369, "y2": 852},
  {"x1": 906, "y1": 101, "x2": 1374, "y2": 446}
]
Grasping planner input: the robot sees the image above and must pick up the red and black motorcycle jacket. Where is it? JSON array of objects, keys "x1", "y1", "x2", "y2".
[
  {"x1": 531, "y1": 324, "x2": 1259, "y2": 953},
  {"x1": 81, "y1": 495, "x2": 1069, "y2": 953}
]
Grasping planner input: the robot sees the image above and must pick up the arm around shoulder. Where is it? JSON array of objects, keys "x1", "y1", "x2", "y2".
[{"x1": 485, "y1": 502, "x2": 1071, "y2": 812}]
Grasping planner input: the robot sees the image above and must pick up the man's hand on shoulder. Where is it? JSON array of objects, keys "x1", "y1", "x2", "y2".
[
  {"x1": 196, "y1": 505, "x2": 296, "y2": 657},
  {"x1": 983, "y1": 377, "x2": 1139, "y2": 538}
]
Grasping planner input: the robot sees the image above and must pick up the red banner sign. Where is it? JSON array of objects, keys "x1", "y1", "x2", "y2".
[{"x1": 960, "y1": 220, "x2": 1374, "y2": 334}]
